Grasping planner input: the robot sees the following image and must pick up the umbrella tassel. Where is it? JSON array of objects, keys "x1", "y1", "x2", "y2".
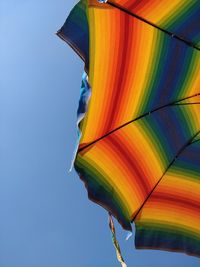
[{"x1": 108, "y1": 213, "x2": 128, "y2": 267}]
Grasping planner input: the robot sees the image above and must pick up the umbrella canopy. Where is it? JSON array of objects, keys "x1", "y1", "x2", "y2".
[{"x1": 57, "y1": 0, "x2": 200, "y2": 259}]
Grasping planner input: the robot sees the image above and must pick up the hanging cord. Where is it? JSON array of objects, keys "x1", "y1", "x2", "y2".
[{"x1": 108, "y1": 213, "x2": 128, "y2": 267}]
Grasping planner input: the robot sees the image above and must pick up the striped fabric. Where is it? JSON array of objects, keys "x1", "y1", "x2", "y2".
[
  {"x1": 57, "y1": 0, "x2": 89, "y2": 70},
  {"x1": 58, "y1": 0, "x2": 200, "y2": 257},
  {"x1": 109, "y1": 0, "x2": 200, "y2": 49},
  {"x1": 135, "y1": 136, "x2": 200, "y2": 256}
]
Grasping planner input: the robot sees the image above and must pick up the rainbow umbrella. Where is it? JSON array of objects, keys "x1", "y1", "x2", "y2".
[{"x1": 57, "y1": 0, "x2": 200, "y2": 265}]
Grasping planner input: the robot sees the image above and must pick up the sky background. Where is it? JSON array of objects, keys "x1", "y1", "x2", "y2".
[{"x1": 0, "y1": 1, "x2": 200, "y2": 267}]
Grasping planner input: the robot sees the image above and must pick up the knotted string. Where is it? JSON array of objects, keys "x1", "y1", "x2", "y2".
[{"x1": 108, "y1": 213, "x2": 128, "y2": 267}]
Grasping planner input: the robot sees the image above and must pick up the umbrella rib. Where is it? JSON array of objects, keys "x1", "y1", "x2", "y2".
[
  {"x1": 78, "y1": 93, "x2": 200, "y2": 152},
  {"x1": 107, "y1": 1, "x2": 200, "y2": 52},
  {"x1": 173, "y1": 102, "x2": 200, "y2": 106},
  {"x1": 131, "y1": 130, "x2": 200, "y2": 222},
  {"x1": 191, "y1": 138, "x2": 200, "y2": 144}
]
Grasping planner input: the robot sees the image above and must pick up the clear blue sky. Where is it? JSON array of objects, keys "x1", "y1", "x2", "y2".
[{"x1": 0, "y1": 1, "x2": 199, "y2": 267}]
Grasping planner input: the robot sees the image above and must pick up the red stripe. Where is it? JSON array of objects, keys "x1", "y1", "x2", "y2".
[
  {"x1": 128, "y1": 0, "x2": 154, "y2": 13},
  {"x1": 103, "y1": 14, "x2": 131, "y2": 133},
  {"x1": 150, "y1": 193, "x2": 200, "y2": 213},
  {"x1": 106, "y1": 134, "x2": 151, "y2": 197}
]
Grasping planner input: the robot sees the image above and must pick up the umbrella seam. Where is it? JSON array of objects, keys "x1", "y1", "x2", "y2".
[
  {"x1": 78, "y1": 93, "x2": 200, "y2": 152},
  {"x1": 191, "y1": 138, "x2": 200, "y2": 144},
  {"x1": 131, "y1": 130, "x2": 200, "y2": 222},
  {"x1": 173, "y1": 102, "x2": 200, "y2": 106},
  {"x1": 107, "y1": 1, "x2": 200, "y2": 52}
]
